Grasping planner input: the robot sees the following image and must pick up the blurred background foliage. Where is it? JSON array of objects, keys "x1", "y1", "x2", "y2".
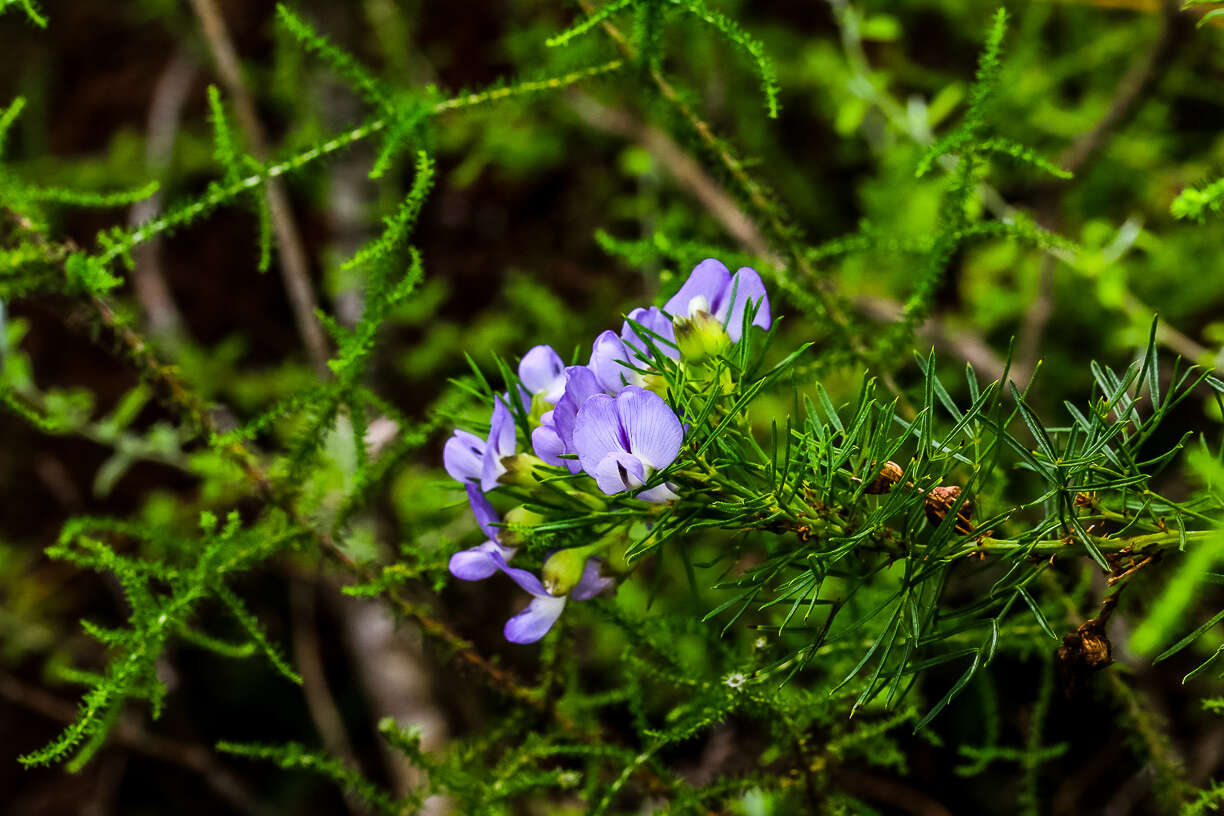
[{"x1": 3, "y1": 0, "x2": 1224, "y2": 813}]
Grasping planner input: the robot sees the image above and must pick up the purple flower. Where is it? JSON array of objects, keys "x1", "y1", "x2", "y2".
[
  {"x1": 664, "y1": 258, "x2": 770, "y2": 342},
  {"x1": 481, "y1": 396, "x2": 517, "y2": 492},
  {"x1": 495, "y1": 554, "x2": 613, "y2": 643},
  {"x1": 573, "y1": 386, "x2": 683, "y2": 502},
  {"x1": 518, "y1": 345, "x2": 566, "y2": 405},
  {"x1": 589, "y1": 330, "x2": 642, "y2": 394},
  {"x1": 589, "y1": 306, "x2": 682, "y2": 394},
  {"x1": 448, "y1": 485, "x2": 517, "y2": 580},
  {"x1": 531, "y1": 366, "x2": 601, "y2": 473},
  {"x1": 621, "y1": 306, "x2": 678, "y2": 361},
  {"x1": 443, "y1": 429, "x2": 485, "y2": 485}
]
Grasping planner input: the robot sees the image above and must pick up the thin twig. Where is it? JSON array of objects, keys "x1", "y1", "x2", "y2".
[
  {"x1": 1058, "y1": 0, "x2": 1188, "y2": 177},
  {"x1": 188, "y1": 0, "x2": 331, "y2": 375},
  {"x1": 289, "y1": 576, "x2": 360, "y2": 815},
  {"x1": 129, "y1": 50, "x2": 196, "y2": 342},
  {"x1": 569, "y1": 93, "x2": 780, "y2": 265},
  {"x1": 1016, "y1": 0, "x2": 1190, "y2": 380}
]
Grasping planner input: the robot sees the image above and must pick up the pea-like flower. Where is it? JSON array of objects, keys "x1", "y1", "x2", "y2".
[
  {"x1": 531, "y1": 366, "x2": 601, "y2": 473},
  {"x1": 621, "y1": 306, "x2": 678, "y2": 361},
  {"x1": 480, "y1": 396, "x2": 517, "y2": 492},
  {"x1": 664, "y1": 258, "x2": 771, "y2": 342},
  {"x1": 573, "y1": 385, "x2": 683, "y2": 502},
  {"x1": 443, "y1": 429, "x2": 485, "y2": 485},
  {"x1": 589, "y1": 307, "x2": 679, "y2": 394},
  {"x1": 517, "y1": 344, "x2": 566, "y2": 405},
  {"x1": 495, "y1": 554, "x2": 612, "y2": 643}
]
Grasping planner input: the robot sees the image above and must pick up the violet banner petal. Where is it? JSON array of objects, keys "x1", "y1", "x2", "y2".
[
  {"x1": 504, "y1": 594, "x2": 567, "y2": 644},
  {"x1": 616, "y1": 386, "x2": 683, "y2": 471},
  {"x1": 592, "y1": 450, "x2": 646, "y2": 495},
  {"x1": 442, "y1": 429, "x2": 485, "y2": 484},
  {"x1": 589, "y1": 330, "x2": 632, "y2": 393},
  {"x1": 721, "y1": 267, "x2": 771, "y2": 342},
  {"x1": 621, "y1": 305, "x2": 677, "y2": 360},
  {"x1": 554, "y1": 366, "x2": 601, "y2": 445},
  {"x1": 572, "y1": 393, "x2": 628, "y2": 474},
  {"x1": 664, "y1": 258, "x2": 730, "y2": 319},
  {"x1": 518, "y1": 344, "x2": 566, "y2": 404}
]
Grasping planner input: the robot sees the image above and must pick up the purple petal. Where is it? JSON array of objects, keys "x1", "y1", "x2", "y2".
[
  {"x1": 480, "y1": 397, "x2": 516, "y2": 492},
  {"x1": 664, "y1": 258, "x2": 731, "y2": 319},
  {"x1": 518, "y1": 345, "x2": 566, "y2": 404},
  {"x1": 531, "y1": 423, "x2": 567, "y2": 467},
  {"x1": 488, "y1": 550, "x2": 551, "y2": 597},
  {"x1": 589, "y1": 330, "x2": 633, "y2": 393},
  {"x1": 636, "y1": 482, "x2": 681, "y2": 503},
  {"x1": 467, "y1": 484, "x2": 499, "y2": 541},
  {"x1": 616, "y1": 386, "x2": 683, "y2": 471},
  {"x1": 621, "y1": 306, "x2": 678, "y2": 361},
  {"x1": 504, "y1": 594, "x2": 567, "y2": 643},
  {"x1": 443, "y1": 429, "x2": 485, "y2": 484},
  {"x1": 554, "y1": 367, "x2": 601, "y2": 445},
  {"x1": 449, "y1": 541, "x2": 517, "y2": 581},
  {"x1": 573, "y1": 393, "x2": 629, "y2": 475},
  {"x1": 570, "y1": 558, "x2": 614, "y2": 601},
  {"x1": 719, "y1": 267, "x2": 771, "y2": 342},
  {"x1": 592, "y1": 450, "x2": 646, "y2": 495}
]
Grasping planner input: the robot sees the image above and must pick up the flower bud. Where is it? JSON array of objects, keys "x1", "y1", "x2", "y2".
[
  {"x1": 864, "y1": 461, "x2": 904, "y2": 494},
  {"x1": 924, "y1": 485, "x2": 974, "y2": 533},
  {"x1": 542, "y1": 543, "x2": 602, "y2": 596},
  {"x1": 673, "y1": 308, "x2": 731, "y2": 362},
  {"x1": 498, "y1": 453, "x2": 546, "y2": 487},
  {"x1": 499, "y1": 505, "x2": 546, "y2": 548}
]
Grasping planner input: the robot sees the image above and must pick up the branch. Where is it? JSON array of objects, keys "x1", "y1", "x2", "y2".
[{"x1": 188, "y1": 0, "x2": 331, "y2": 375}]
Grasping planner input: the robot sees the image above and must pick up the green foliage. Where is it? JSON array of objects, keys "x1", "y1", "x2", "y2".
[
  {"x1": 0, "y1": 0, "x2": 45, "y2": 28},
  {"x1": 548, "y1": 0, "x2": 779, "y2": 118},
  {"x1": 1173, "y1": 176, "x2": 1224, "y2": 222},
  {"x1": 218, "y1": 741, "x2": 400, "y2": 815},
  {"x1": 18, "y1": 513, "x2": 304, "y2": 768},
  {"x1": 5, "y1": 1, "x2": 1224, "y2": 814}
]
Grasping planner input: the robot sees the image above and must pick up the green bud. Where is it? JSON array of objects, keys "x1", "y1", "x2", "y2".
[
  {"x1": 500, "y1": 505, "x2": 546, "y2": 548},
  {"x1": 498, "y1": 453, "x2": 546, "y2": 487},
  {"x1": 542, "y1": 542, "x2": 603, "y2": 596},
  {"x1": 673, "y1": 308, "x2": 730, "y2": 362}
]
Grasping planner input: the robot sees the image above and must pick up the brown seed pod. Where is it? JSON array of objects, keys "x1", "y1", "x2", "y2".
[
  {"x1": 924, "y1": 485, "x2": 974, "y2": 534},
  {"x1": 864, "y1": 460, "x2": 904, "y2": 494}
]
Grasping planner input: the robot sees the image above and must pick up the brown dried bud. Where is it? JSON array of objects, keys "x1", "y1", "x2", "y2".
[
  {"x1": 1057, "y1": 620, "x2": 1112, "y2": 671},
  {"x1": 924, "y1": 485, "x2": 974, "y2": 534},
  {"x1": 864, "y1": 461, "x2": 904, "y2": 494}
]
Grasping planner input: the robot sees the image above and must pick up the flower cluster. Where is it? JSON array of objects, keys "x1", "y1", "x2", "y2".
[{"x1": 443, "y1": 259, "x2": 771, "y2": 643}]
